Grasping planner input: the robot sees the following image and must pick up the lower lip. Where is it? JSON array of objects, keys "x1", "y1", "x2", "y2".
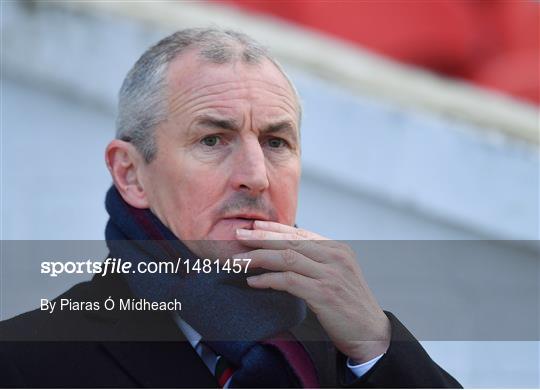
[
  {"x1": 208, "y1": 218, "x2": 255, "y2": 241},
  {"x1": 219, "y1": 218, "x2": 255, "y2": 230}
]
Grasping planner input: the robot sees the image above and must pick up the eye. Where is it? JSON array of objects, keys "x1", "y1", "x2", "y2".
[
  {"x1": 267, "y1": 137, "x2": 287, "y2": 148},
  {"x1": 200, "y1": 135, "x2": 220, "y2": 147}
]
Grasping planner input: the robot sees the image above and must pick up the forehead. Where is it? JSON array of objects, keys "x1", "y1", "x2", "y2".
[{"x1": 165, "y1": 49, "x2": 299, "y2": 120}]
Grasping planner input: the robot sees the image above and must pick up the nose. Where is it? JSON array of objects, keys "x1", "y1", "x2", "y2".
[{"x1": 230, "y1": 137, "x2": 270, "y2": 195}]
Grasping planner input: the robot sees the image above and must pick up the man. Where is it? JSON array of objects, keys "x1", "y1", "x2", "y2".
[{"x1": 0, "y1": 28, "x2": 461, "y2": 388}]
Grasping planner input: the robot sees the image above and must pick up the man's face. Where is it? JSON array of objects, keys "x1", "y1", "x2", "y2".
[{"x1": 138, "y1": 50, "x2": 301, "y2": 257}]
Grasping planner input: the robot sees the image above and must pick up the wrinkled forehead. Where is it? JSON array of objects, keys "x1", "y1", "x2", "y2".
[{"x1": 164, "y1": 49, "x2": 300, "y2": 122}]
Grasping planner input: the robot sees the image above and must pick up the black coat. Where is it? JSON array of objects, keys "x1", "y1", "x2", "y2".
[{"x1": 0, "y1": 273, "x2": 461, "y2": 388}]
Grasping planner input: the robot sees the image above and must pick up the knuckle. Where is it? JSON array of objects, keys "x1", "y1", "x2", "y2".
[
  {"x1": 332, "y1": 248, "x2": 359, "y2": 277},
  {"x1": 342, "y1": 258, "x2": 358, "y2": 273},
  {"x1": 296, "y1": 229, "x2": 310, "y2": 239},
  {"x1": 281, "y1": 249, "x2": 296, "y2": 267},
  {"x1": 324, "y1": 265, "x2": 340, "y2": 280},
  {"x1": 333, "y1": 248, "x2": 351, "y2": 263},
  {"x1": 288, "y1": 236, "x2": 302, "y2": 248}
]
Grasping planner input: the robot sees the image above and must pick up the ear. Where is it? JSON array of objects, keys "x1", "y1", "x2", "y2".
[{"x1": 105, "y1": 139, "x2": 150, "y2": 209}]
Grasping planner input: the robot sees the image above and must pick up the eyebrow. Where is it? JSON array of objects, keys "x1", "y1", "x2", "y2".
[
  {"x1": 193, "y1": 114, "x2": 299, "y2": 143},
  {"x1": 194, "y1": 115, "x2": 240, "y2": 131}
]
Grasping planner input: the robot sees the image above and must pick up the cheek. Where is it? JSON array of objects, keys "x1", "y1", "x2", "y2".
[
  {"x1": 181, "y1": 171, "x2": 224, "y2": 208},
  {"x1": 154, "y1": 152, "x2": 223, "y2": 199},
  {"x1": 143, "y1": 154, "x2": 227, "y2": 232},
  {"x1": 171, "y1": 164, "x2": 230, "y2": 230},
  {"x1": 177, "y1": 186, "x2": 232, "y2": 245},
  {"x1": 269, "y1": 166, "x2": 300, "y2": 225}
]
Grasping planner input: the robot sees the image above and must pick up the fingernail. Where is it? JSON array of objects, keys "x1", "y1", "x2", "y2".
[
  {"x1": 254, "y1": 220, "x2": 268, "y2": 227},
  {"x1": 236, "y1": 229, "x2": 252, "y2": 238},
  {"x1": 246, "y1": 275, "x2": 260, "y2": 285}
]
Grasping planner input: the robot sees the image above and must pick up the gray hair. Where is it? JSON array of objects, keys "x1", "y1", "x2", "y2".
[{"x1": 116, "y1": 27, "x2": 301, "y2": 163}]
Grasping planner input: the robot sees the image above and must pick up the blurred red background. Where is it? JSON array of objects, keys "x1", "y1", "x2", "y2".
[{"x1": 220, "y1": 0, "x2": 539, "y2": 105}]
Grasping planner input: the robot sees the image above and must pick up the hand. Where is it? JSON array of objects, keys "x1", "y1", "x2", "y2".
[{"x1": 235, "y1": 221, "x2": 391, "y2": 363}]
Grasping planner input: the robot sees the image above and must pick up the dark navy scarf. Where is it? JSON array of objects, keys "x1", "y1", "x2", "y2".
[
  {"x1": 104, "y1": 185, "x2": 307, "y2": 342},
  {"x1": 105, "y1": 186, "x2": 321, "y2": 387}
]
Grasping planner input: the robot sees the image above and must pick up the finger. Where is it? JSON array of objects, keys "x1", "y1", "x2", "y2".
[
  {"x1": 253, "y1": 220, "x2": 328, "y2": 240},
  {"x1": 236, "y1": 229, "x2": 331, "y2": 263},
  {"x1": 246, "y1": 271, "x2": 320, "y2": 303},
  {"x1": 237, "y1": 249, "x2": 327, "y2": 279},
  {"x1": 253, "y1": 221, "x2": 344, "y2": 251}
]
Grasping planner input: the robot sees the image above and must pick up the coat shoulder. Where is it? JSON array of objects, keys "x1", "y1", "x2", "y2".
[
  {"x1": 0, "y1": 280, "x2": 96, "y2": 340},
  {"x1": 0, "y1": 275, "x2": 140, "y2": 387}
]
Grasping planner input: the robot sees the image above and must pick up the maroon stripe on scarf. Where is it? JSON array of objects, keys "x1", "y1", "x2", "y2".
[
  {"x1": 129, "y1": 207, "x2": 179, "y2": 259},
  {"x1": 262, "y1": 333, "x2": 320, "y2": 388},
  {"x1": 130, "y1": 207, "x2": 165, "y2": 240}
]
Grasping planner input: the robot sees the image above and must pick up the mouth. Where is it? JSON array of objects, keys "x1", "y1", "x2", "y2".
[
  {"x1": 221, "y1": 214, "x2": 271, "y2": 229},
  {"x1": 209, "y1": 212, "x2": 274, "y2": 240}
]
